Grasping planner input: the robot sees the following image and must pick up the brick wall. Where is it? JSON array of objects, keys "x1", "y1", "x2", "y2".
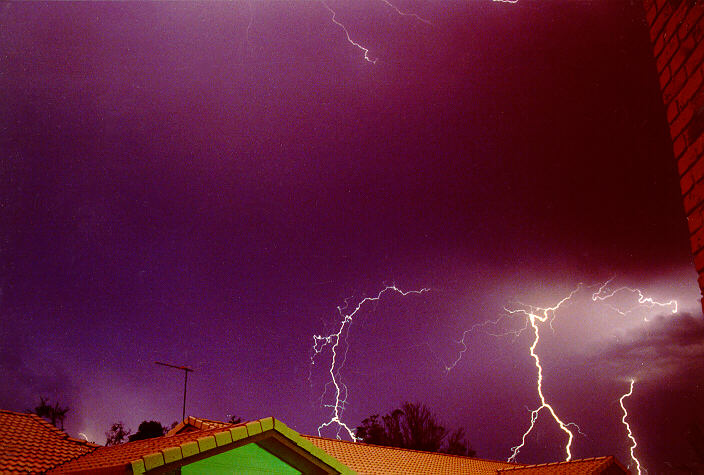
[{"x1": 643, "y1": 0, "x2": 704, "y2": 306}]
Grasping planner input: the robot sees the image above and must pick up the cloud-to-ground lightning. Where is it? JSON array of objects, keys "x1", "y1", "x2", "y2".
[
  {"x1": 319, "y1": 0, "x2": 431, "y2": 64},
  {"x1": 619, "y1": 379, "x2": 643, "y2": 475},
  {"x1": 320, "y1": 1, "x2": 377, "y2": 64},
  {"x1": 592, "y1": 278, "x2": 677, "y2": 317},
  {"x1": 311, "y1": 284, "x2": 429, "y2": 440},
  {"x1": 504, "y1": 286, "x2": 583, "y2": 463},
  {"x1": 378, "y1": 0, "x2": 432, "y2": 26}
]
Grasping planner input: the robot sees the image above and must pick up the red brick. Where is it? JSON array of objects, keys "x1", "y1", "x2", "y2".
[
  {"x1": 667, "y1": 100, "x2": 680, "y2": 123},
  {"x1": 652, "y1": 2, "x2": 675, "y2": 39},
  {"x1": 684, "y1": 34, "x2": 704, "y2": 78},
  {"x1": 690, "y1": 155, "x2": 704, "y2": 184},
  {"x1": 678, "y1": 133, "x2": 704, "y2": 175},
  {"x1": 659, "y1": 64, "x2": 672, "y2": 89},
  {"x1": 669, "y1": 34, "x2": 697, "y2": 74},
  {"x1": 674, "y1": 134, "x2": 687, "y2": 159},
  {"x1": 654, "y1": 33, "x2": 665, "y2": 57},
  {"x1": 683, "y1": 181, "x2": 704, "y2": 214},
  {"x1": 664, "y1": 66, "x2": 688, "y2": 104},
  {"x1": 677, "y1": 70, "x2": 704, "y2": 109},
  {"x1": 646, "y1": 7, "x2": 658, "y2": 30},
  {"x1": 689, "y1": 206, "x2": 704, "y2": 235},
  {"x1": 677, "y1": 2, "x2": 704, "y2": 41},
  {"x1": 691, "y1": 20, "x2": 704, "y2": 43},
  {"x1": 662, "y1": 0, "x2": 691, "y2": 47},
  {"x1": 692, "y1": 223, "x2": 704, "y2": 254},
  {"x1": 682, "y1": 167, "x2": 696, "y2": 195},
  {"x1": 657, "y1": 34, "x2": 680, "y2": 73},
  {"x1": 670, "y1": 102, "x2": 695, "y2": 140}
]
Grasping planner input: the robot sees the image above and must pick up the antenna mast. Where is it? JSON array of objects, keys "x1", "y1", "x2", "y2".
[{"x1": 155, "y1": 361, "x2": 194, "y2": 421}]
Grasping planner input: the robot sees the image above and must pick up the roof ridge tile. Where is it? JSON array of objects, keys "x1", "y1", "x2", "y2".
[{"x1": 302, "y1": 434, "x2": 525, "y2": 466}]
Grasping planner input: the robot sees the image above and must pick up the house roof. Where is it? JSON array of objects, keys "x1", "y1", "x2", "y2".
[
  {"x1": 0, "y1": 413, "x2": 628, "y2": 474},
  {"x1": 164, "y1": 415, "x2": 232, "y2": 436},
  {"x1": 0, "y1": 410, "x2": 99, "y2": 474},
  {"x1": 302, "y1": 435, "x2": 520, "y2": 474},
  {"x1": 49, "y1": 417, "x2": 351, "y2": 474},
  {"x1": 496, "y1": 456, "x2": 627, "y2": 474}
]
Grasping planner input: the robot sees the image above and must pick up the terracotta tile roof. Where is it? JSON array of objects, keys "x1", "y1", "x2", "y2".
[
  {"x1": 302, "y1": 435, "x2": 521, "y2": 474},
  {"x1": 497, "y1": 456, "x2": 626, "y2": 474},
  {"x1": 0, "y1": 410, "x2": 99, "y2": 474},
  {"x1": 164, "y1": 415, "x2": 232, "y2": 436},
  {"x1": 50, "y1": 423, "x2": 245, "y2": 473},
  {"x1": 50, "y1": 418, "x2": 351, "y2": 474}
]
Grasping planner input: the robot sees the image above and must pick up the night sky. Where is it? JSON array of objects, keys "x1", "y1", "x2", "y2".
[{"x1": 2, "y1": 0, "x2": 703, "y2": 472}]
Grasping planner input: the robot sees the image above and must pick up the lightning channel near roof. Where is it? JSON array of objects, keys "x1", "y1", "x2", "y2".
[
  {"x1": 311, "y1": 284, "x2": 430, "y2": 440},
  {"x1": 619, "y1": 379, "x2": 643, "y2": 475},
  {"x1": 505, "y1": 286, "x2": 584, "y2": 463},
  {"x1": 500, "y1": 280, "x2": 674, "y2": 464}
]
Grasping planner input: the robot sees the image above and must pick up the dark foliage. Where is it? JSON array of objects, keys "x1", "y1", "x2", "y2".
[
  {"x1": 356, "y1": 402, "x2": 476, "y2": 457},
  {"x1": 128, "y1": 420, "x2": 167, "y2": 442},
  {"x1": 105, "y1": 422, "x2": 131, "y2": 446},
  {"x1": 227, "y1": 414, "x2": 243, "y2": 424},
  {"x1": 33, "y1": 397, "x2": 69, "y2": 430}
]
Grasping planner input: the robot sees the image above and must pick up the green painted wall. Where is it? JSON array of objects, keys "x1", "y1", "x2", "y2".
[{"x1": 181, "y1": 443, "x2": 302, "y2": 474}]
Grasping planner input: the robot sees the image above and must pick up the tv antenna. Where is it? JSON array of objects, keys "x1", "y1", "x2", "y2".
[{"x1": 155, "y1": 361, "x2": 194, "y2": 421}]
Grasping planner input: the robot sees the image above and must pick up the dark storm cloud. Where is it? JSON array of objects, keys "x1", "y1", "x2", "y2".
[
  {"x1": 594, "y1": 312, "x2": 704, "y2": 381},
  {"x1": 0, "y1": 316, "x2": 79, "y2": 413}
]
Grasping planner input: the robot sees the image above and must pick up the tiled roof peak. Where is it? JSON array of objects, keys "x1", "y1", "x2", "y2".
[{"x1": 0, "y1": 410, "x2": 98, "y2": 474}]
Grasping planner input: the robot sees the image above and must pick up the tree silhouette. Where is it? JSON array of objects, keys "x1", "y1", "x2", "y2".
[
  {"x1": 128, "y1": 420, "x2": 167, "y2": 441},
  {"x1": 356, "y1": 402, "x2": 476, "y2": 457},
  {"x1": 105, "y1": 422, "x2": 131, "y2": 446},
  {"x1": 33, "y1": 397, "x2": 69, "y2": 430},
  {"x1": 227, "y1": 414, "x2": 244, "y2": 424}
]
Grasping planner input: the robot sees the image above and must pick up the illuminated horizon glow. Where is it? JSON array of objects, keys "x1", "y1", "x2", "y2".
[
  {"x1": 591, "y1": 277, "x2": 677, "y2": 318},
  {"x1": 505, "y1": 286, "x2": 583, "y2": 463},
  {"x1": 312, "y1": 284, "x2": 430, "y2": 440},
  {"x1": 619, "y1": 379, "x2": 643, "y2": 475}
]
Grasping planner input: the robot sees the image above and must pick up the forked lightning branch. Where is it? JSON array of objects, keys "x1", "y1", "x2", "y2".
[{"x1": 310, "y1": 280, "x2": 674, "y2": 471}]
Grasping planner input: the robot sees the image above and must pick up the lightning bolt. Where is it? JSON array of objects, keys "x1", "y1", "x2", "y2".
[
  {"x1": 505, "y1": 286, "x2": 583, "y2": 463},
  {"x1": 320, "y1": 0, "x2": 431, "y2": 64},
  {"x1": 244, "y1": 0, "x2": 254, "y2": 56},
  {"x1": 311, "y1": 284, "x2": 430, "y2": 440},
  {"x1": 378, "y1": 0, "x2": 432, "y2": 26},
  {"x1": 438, "y1": 315, "x2": 526, "y2": 372},
  {"x1": 619, "y1": 379, "x2": 643, "y2": 475},
  {"x1": 592, "y1": 278, "x2": 677, "y2": 317},
  {"x1": 320, "y1": 0, "x2": 377, "y2": 64}
]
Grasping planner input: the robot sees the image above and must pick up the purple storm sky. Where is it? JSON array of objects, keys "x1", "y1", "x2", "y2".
[{"x1": 2, "y1": 0, "x2": 704, "y2": 471}]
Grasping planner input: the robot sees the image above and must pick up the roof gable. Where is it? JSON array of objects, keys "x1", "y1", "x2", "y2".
[
  {"x1": 164, "y1": 416, "x2": 231, "y2": 437},
  {"x1": 50, "y1": 417, "x2": 352, "y2": 474},
  {"x1": 0, "y1": 410, "x2": 98, "y2": 474}
]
